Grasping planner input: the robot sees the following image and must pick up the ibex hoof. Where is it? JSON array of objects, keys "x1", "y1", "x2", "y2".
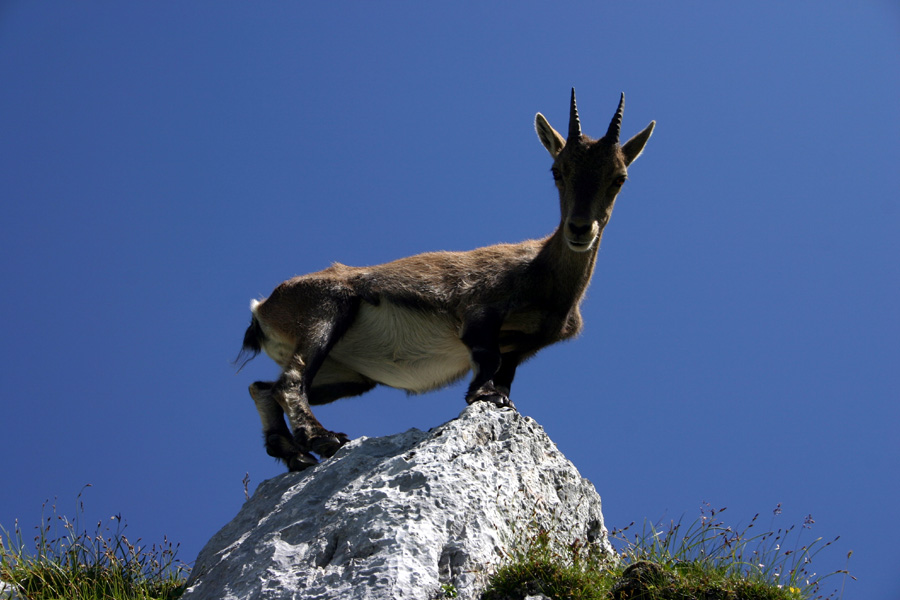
[
  {"x1": 287, "y1": 451, "x2": 319, "y2": 472},
  {"x1": 466, "y1": 390, "x2": 515, "y2": 410},
  {"x1": 310, "y1": 432, "x2": 350, "y2": 458}
]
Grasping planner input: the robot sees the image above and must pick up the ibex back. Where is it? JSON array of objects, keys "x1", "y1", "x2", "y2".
[{"x1": 239, "y1": 90, "x2": 655, "y2": 471}]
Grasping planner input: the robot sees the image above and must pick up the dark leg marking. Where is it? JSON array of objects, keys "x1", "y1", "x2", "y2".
[
  {"x1": 460, "y1": 308, "x2": 515, "y2": 409},
  {"x1": 249, "y1": 381, "x2": 318, "y2": 471}
]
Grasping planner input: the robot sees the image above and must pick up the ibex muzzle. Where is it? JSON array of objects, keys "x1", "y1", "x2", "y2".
[{"x1": 238, "y1": 90, "x2": 655, "y2": 471}]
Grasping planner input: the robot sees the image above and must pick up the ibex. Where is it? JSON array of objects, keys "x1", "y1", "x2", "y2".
[{"x1": 238, "y1": 90, "x2": 654, "y2": 471}]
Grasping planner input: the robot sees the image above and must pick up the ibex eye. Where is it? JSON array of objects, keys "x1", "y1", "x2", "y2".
[
  {"x1": 613, "y1": 176, "x2": 626, "y2": 187},
  {"x1": 551, "y1": 167, "x2": 562, "y2": 181}
]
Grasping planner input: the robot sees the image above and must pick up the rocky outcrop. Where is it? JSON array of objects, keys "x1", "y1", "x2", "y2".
[{"x1": 182, "y1": 402, "x2": 612, "y2": 600}]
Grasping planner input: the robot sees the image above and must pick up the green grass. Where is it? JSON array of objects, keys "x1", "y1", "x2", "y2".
[
  {"x1": 0, "y1": 487, "x2": 188, "y2": 600},
  {"x1": 2, "y1": 491, "x2": 854, "y2": 600},
  {"x1": 482, "y1": 503, "x2": 853, "y2": 600},
  {"x1": 482, "y1": 525, "x2": 613, "y2": 600}
]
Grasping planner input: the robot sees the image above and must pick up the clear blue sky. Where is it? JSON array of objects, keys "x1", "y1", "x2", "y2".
[{"x1": 2, "y1": 2, "x2": 897, "y2": 597}]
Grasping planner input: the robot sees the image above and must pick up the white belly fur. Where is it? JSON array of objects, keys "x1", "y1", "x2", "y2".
[{"x1": 328, "y1": 301, "x2": 471, "y2": 393}]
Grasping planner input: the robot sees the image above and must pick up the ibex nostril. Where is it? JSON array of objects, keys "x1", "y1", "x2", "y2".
[{"x1": 568, "y1": 222, "x2": 590, "y2": 236}]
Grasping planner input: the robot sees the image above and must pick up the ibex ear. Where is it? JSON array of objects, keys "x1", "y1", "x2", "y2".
[
  {"x1": 535, "y1": 113, "x2": 566, "y2": 157},
  {"x1": 622, "y1": 121, "x2": 655, "y2": 166}
]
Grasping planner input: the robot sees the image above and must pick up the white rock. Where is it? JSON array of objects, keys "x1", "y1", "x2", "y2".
[
  {"x1": 182, "y1": 402, "x2": 612, "y2": 600},
  {"x1": 0, "y1": 582, "x2": 19, "y2": 600}
]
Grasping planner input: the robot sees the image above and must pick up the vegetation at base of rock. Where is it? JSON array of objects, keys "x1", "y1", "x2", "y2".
[
  {"x1": 482, "y1": 503, "x2": 853, "y2": 600},
  {"x1": 2, "y1": 487, "x2": 854, "y2": 600},
  {"x1": 0, "y1": 487, "x2": 188, "y2": 600},
  {"x1": 482, "y1": 525, "x2": 611, "y2": 600}
]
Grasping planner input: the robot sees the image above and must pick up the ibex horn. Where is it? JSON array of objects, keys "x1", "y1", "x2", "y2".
[
  {"x1": 606, "y1": 92, "x2": 625, "y2": 143},
  {"x1": 567, "y1": 88, "x2": 582, "y2": 141}
]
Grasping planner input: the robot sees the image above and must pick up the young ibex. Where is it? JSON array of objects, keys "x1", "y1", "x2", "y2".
[{"x1": 239, "y1": 89, "x2": 654, "y2": 471}]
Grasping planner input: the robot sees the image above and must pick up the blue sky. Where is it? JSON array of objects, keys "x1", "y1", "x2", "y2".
[{"x1": 1, "y1": 2, "x2": 897, "y2": 597}]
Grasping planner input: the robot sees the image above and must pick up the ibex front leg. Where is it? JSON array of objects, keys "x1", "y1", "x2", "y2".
[{"x1": 461, "y1": 308, "x2": 516, "y2": 409}]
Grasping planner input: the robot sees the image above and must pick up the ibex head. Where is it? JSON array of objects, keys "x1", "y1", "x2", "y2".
[{"x1": 535, "y1": 89, "x2": 655, "y2": 252}]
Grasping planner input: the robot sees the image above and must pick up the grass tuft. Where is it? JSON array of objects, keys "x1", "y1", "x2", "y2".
[
  {"x1": 0, "y1": 486, "x2": 189, "y2": 600},
  {"x1": 482, "y1": 502, "x2": 853, "y2": 600},
  {"x1": 482, "y1": 525, "x2": 612, "y2": 600}
]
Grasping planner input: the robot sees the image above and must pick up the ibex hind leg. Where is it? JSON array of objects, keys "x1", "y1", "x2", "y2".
[
  {"x1": 270, "y1": 356, "x2": 350, "y2": 463},
  {"x1": 275, "y1": 299, "x2": 364, "y2": 463},
  {"x1": 248, "y1": 381, "x2": 318, "y2": 471}
]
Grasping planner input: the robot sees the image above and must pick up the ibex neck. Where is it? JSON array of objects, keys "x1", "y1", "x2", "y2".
[{"x1": 538, "y1": 227, "x2": 600, "y2": 302}]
